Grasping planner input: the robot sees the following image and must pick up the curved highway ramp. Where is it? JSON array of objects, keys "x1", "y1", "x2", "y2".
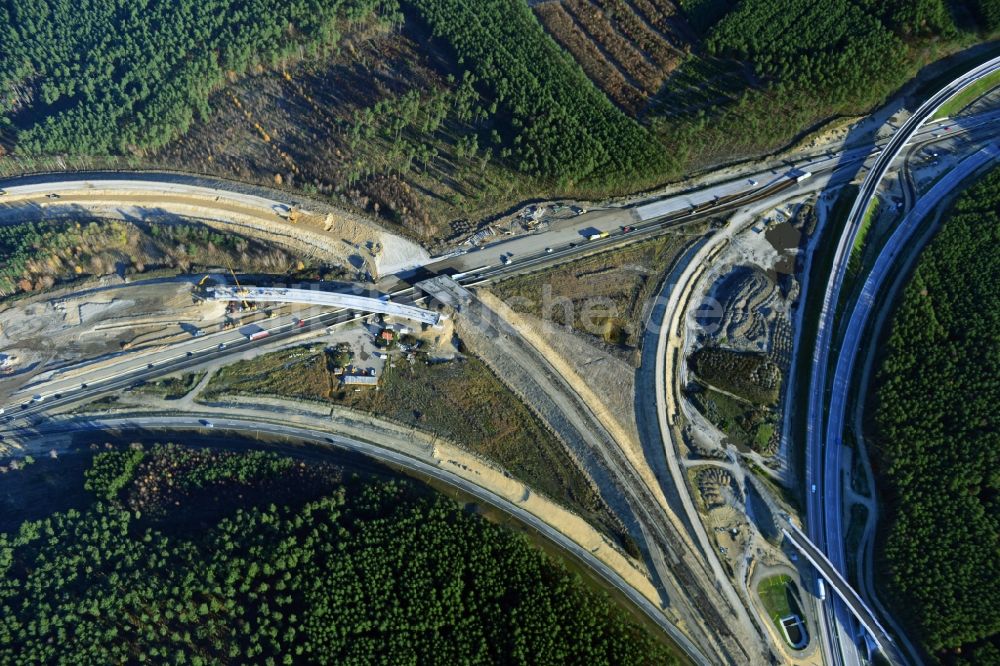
[{"x1": 206, "y1": 285, "x2": 441, "y2": 325}]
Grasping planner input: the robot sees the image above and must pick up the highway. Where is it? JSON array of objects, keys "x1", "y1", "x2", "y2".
[
  {"x1": 206, "y1": 285, "x2": 441, "y2": 325},
  {"x1": 822, "y1": 142, "x2": 998, "y2": 663},
  {"x1": 803, "y1": 53, "x2": 1000, "y2": 666},
  {"x1": 14, "y1": 414, "x2": 712, "y2": 665},
  {"x1": 0, "y1": 302, "x2": 368, "y2": 423},
  {"x1": 1, "y1": 69, "x2": 1000, "y2": 666},
  {"x1": 781, "y1": 523, "x2": 890, "y2": 643},
  {"x1": 0, "y1": 173, "x2": 807, "y2": 428},
  {"x1": 428, "y1": 107, "x2": 1000, "y2": 276}
]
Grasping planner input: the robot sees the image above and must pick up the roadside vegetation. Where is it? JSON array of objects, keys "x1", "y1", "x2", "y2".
[
  {"x1": 846, "y1": 198, "x2": 882, "y2": 285},
  {"x1": 686, "y1": 347, "x2": 781, "y2": 454},
  {"x1": 689, "y1": 347, "x2": 781, "y2": 405},
  {"x1": 0, "y1": 219, "x2": 322, "y2": 299},
  {"x1": 844, "y1": 503, "x2": 869, "y2": 590},
  {"x1": 201, "y1": 344, "x2": 618, "y2": 537},
  {"x1": 0, "y1": 443, "x2": 681, "y2": 664},
  {"x1": 756, "y1": 574, "x2": 807, "y2": 649},
  {"x1": 491, "y1": 233, "x2": 693, "y2": 362},
  {"x1": 687, "y1": 385, "x2": 777, "y2": 454},
  {"x1": 3, "y1": 0, "x2": 997, "y2": 242},
  {"x1": 933, "y1": 66, "x2": 1000, "y2": 118},
  {"x1": 132, "y1": 373, "x2": 206, "y2": 400},
  {"x1": 873, "y1": 166, "x2": 1000, "y2": 662}
]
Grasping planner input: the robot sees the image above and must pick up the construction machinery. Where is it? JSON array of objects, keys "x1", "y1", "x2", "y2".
[{"x1": 223, "y1": 259, "x2": 252, "y2": 311}]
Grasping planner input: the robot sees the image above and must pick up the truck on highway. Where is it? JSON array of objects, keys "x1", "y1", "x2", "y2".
[
  {"x1": 248, "y1": 330, "x2": 270, "y2": 341},
  {"x1": 816, "y1": 577, "x2": 827, "y2": 601},
  {"x1": 586, "y1": 231, "x2": 610, "y2": 241}
]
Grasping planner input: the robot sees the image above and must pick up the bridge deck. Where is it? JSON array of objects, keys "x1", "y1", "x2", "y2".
[
  {"x1": 207, "y1": 286, "x2": 441, "y2": 325},
  {"x1": 781, "y1": 524, "x2": 901, "y2": 663}
]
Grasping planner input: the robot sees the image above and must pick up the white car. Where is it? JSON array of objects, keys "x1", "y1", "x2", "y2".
[
  {"x1": 545, "y1": 247, "x2": 553, "y2": 253},
  {"x1": 748, "y1": 179, "x2": 758, "y2": 186}
]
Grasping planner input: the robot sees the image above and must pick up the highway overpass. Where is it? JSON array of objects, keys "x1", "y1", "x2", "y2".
[
  {"x1": 821, "y1": 140, "x2": 999, "y2": 666},
  {"x1": 206, "y1": 285, "x2": 441, "y2": 325},
  {"x1": 781, "y1": 523, "x2": 897, "y2": 659},
  {"x1": 803, "y1": 53, "x2": 1000, "y2": 666}
]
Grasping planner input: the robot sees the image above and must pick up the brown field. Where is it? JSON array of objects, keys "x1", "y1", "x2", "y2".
[
  {"x1": 201, "y1": 346, "x2": 618, "y2": 535},
  {"x1": 490, "y1": 232, "x2": 694, "y2": 363},
  {"x1": 563, "y1": 0, "x2": 663, "y2": 93},
  {"x1": 534, "y1": 0, "x2": 696, "y2": 116},
  {"x1": 154, "y1": 17, "x2": 538, "y2": 244},
  {"x1": 592, "y1": 0, "x2": 684, "y2": 71},
  {"x1": 535, "y1": 2, "x2": 645, "y2": 113},
  {"x1": 631, "y1": 0, "x2": 679, "y2": 35}
]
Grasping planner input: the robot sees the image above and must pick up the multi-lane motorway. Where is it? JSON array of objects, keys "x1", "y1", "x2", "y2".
[
  {"x1": 822, "y1": 142, "x2": 998, "y2": 664},
  {"x1": 3, "y1": 64, "x2": 1000, "y2": 664},
  {"x1": 24, "y1": 414, "x2": 711, "y2": 665},
  {"x1": 428, "y1": 108, "x2": 1000, "y2": 278},
  {"x1": 0, "y1": 300, "x2": 371, "y2": 423},
  {"x1": 803, "y1": 54, "x2": 1000, "y2": 666}
]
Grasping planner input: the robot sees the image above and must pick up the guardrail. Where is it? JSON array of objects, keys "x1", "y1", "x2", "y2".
[
  {"x1": 207, "y1": 286, "x2": 441, "y2": 325},
  {"x1": 805, "y1": 53, "x2": 1000, "y2": 666}
]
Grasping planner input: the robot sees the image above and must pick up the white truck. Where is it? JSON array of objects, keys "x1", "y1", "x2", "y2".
[{"x1": 816, "y1": 578, "x2": 827, "y2": 602}]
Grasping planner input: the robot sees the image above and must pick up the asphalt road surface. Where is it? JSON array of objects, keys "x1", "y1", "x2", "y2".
[
  {"x1": 20, "y1": 414, "x2": 712, "y2": 666},
  {"x1": 2, "y1": 69, "x2": 1000, "y2": 666},
  {"x1": 804, "y1": 54, "x2": 1000, "y2": 666},
  {"x1": 821, "y1": 143, "x2": 998, "y2": 665}
]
